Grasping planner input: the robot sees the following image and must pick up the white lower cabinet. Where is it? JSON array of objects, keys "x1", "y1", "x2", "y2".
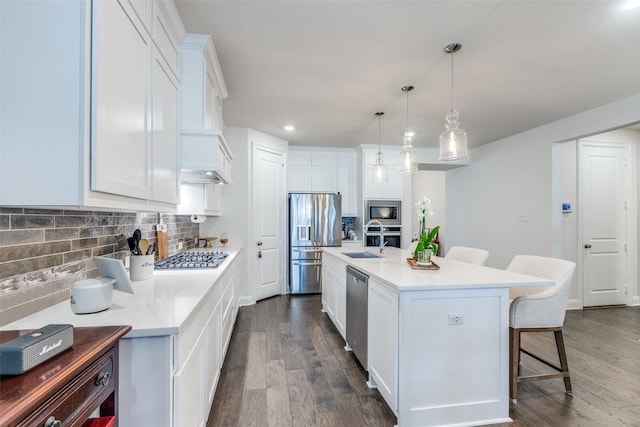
[
  {"x1": 368, "y1": 278, "x2": 399, "y2": 412},
  {"x1": 175, "y1": 330, "x2": 206, "y2": 427},
  {"x1": 322, "y1": 252, "x2": 347, "y2": 339},
  {"x1": 119, "y1": 251, "x2": 242, "y2": 427}
]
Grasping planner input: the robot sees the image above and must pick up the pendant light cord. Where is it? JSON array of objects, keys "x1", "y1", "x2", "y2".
[
  {"x1": 378, "y1": 113, "x2": 381, "y2": 152},
  {"x1": 406, "y1": 89, "x2": 410, "y2": 144},
  {"x1": 450, "y1": 51, "x2": 454, "y2": 110}
]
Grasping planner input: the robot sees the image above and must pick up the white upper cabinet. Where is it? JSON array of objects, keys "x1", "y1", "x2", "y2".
[
  {"x1": 0, "y1": 0, "x2": 184, "y2": 210},
  {"x1": 180, "y1": 34, "x2": 232, "y2": 185},
  {"x1": 91, "y1": 0, "x2": 152, "y2": 200},
  {"x1": 362, "y1": 147, "x2": 403, "y2": 200},
  {"x1": 286, "y1": 147, "x2": 357, "y2": 216}
]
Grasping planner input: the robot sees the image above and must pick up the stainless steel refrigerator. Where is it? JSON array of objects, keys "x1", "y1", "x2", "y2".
[{"x1": 289, "y1": 193, "x2": 342, "y2": 294}]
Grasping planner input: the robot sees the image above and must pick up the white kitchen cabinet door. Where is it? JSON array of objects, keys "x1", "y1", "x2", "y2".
[
  {"x1": 205, "y1": 68, "x2": 217, "y2": 131},
  {"x1": 311, "y1": 166, "x2": 337, "y2": 192},
  {"x1": 337, "y1": 166, "x2": 357, "y2": 216},
  {"x1": 205, "y1": 301, "x2": 222, "y2": 406},
  {"x1": 287, "y1": 166, "x2": 312, "y2": 192},
  {"x1": 204, "y1": 183, "x2": 222, "y2": 215},
  {"x1": 322, "y1": 253, "x2": 346, "y2": 339},
  {"x1": 151, "y1": 47, "x2": 179, "y2": 204},
  {"x1": 91, "y1": 0, "x2": 151, "y2": 200},
  {"x1": 363, "y1": 164, "x2": 401, "y2": 199},
  {"x1": 177, "y1": 183, "x2": 222, "y2": 216},
  {"x1": 334, "y1": 265, "x2": 347, "y2": 337},
  {"x1": 368, "y1": 278, "x2": 399, "y2": 411},
  {"x1": 174, "y1": 329, "x2": 206, "y2": 427}
]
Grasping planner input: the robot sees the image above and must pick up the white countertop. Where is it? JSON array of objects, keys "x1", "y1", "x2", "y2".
[
  {"x1": 1, "y1": 247, "x2": 243, "y2": 338},
  {"x1": 328, "y1": 246, "x2": 553, "y2": 291}
]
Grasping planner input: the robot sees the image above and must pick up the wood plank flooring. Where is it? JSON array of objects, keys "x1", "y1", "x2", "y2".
[{"x1": 207, "y1": 295, "x2": 640, "y2": 427}]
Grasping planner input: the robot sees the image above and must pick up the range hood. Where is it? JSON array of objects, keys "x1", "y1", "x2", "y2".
[
  {"x1": 179, "y1": 34, "x2": 232, "y2": 185},
  {"x1": 180, "y1": 129, "x2": 233, "y2": 184}
]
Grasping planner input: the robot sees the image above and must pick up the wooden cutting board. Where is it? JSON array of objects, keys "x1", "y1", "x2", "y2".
[{"x1": 156, "y1": 224, "x2": 168, "y2": 260}]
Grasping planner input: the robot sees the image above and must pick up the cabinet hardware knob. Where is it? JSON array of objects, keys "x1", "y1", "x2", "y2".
[
  {"x1": 584, "y1": 243, "x2": 592, "y2": 248},
  {"x1": 257, "y1": 241, "x2": 263, "y2": 246},
  {"x1": 44, "y1": 416, "x2": 61, "y2": 427},
  {"x1": 95, "y1": 371, "x2": 111, "y2": 386}
]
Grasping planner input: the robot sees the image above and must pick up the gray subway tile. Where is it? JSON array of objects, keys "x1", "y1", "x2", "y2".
[{"x1": 0, "y1": 229, "x2": 44, "y2": 247}]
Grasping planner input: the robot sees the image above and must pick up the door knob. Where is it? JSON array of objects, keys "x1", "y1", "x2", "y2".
[
  {"x1": 584, "y1": 243, "x2": 592, "y2": 248},
  {"x1": 257, "y1": 241, "x2": 263, "y2": 246}
]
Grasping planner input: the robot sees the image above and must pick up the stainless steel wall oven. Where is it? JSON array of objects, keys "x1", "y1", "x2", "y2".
[{"x1": 364, "y1": 200, "x2": 402, "y2": 248}]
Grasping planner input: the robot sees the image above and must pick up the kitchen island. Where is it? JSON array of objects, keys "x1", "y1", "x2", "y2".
[
  {"x1": 323, "y1": 246, "x2": 553, "y2": 427},
  {"x1": 1, "y1": 247, "x2": 243, "y2": 427}
]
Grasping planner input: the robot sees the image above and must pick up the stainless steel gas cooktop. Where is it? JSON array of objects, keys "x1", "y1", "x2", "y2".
[{"x1": 154, "y1": 251, "x2": 229, "y2": 269}]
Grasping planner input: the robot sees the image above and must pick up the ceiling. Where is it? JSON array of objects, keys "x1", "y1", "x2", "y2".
[{"x1": 175, "y1": 1, "x2": 640, "y2": 150}]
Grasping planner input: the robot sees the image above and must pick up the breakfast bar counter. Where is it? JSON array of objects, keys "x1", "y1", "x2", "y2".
[{"x1": 323, "y1": 246, "x2": 553, "y2": 427}]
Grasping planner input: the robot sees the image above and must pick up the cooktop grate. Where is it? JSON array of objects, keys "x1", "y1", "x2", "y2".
[{"x1": 154, "y1": 251, "x2": 229, "y2": 269}]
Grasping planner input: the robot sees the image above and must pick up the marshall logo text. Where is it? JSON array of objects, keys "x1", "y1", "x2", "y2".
[{"x1": 39, "y1": 339, "x2": 63, "y2": 356}]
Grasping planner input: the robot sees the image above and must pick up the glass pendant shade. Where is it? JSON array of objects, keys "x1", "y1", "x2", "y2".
[
  {"x1": 398, "y1": 85, "x2": 417, "y2": 174},
  {"x1": 439, "y1": 43, "x2": 469, "y2": 162},
  {"x1": 398, "y1": 143, "x2": 417, "y2": 174},
  {"x1": 372, "y1": 151, "x2": 388, "y2": 183},
  {"x1": 439, "y1": 108, "x2": 468, "y2": 161}
]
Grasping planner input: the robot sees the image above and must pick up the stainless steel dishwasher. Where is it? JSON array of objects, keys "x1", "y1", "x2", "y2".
[{"x1": 346, "y1": 265, "x2": 369, "y2": 369}]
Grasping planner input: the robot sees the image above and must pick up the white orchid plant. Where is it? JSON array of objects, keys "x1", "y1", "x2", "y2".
[{"x1": 414, "y1": 196, "x2": 440, "y2": 259}]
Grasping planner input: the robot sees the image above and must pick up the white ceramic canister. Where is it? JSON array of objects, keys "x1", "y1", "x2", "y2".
[{"x1": 129, "y1": 255, "x2": 155, "y2": 281}]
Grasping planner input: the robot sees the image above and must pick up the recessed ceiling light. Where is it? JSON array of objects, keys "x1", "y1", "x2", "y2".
[
  {"x1": 624, "y1": 0, "x2": 639, "y2": 9},
  {"x1": 284, "y1": 125, "x2": 295, "y2": 131}
]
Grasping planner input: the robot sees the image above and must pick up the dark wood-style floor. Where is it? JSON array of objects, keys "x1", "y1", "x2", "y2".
[{"x1": 207, "y1": 295, "x2": 640, "y2": 427}]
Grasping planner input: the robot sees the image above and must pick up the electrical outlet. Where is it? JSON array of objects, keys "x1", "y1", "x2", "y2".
[
  {"x1": 448, "y1": 313, "x2": 464, "y2": 325},
  {"x1": 194, "y1": 238, "x2": 199, "y2": 245},
  {"x1": 178, "y1": 241, "x2": 184, "y2": 249},
  {"x1": 124, "y1": 256, "x2": 130, "y2": 269}
]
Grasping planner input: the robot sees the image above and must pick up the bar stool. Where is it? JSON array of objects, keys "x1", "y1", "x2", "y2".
[{"x1": 506, "y1": 255, "x2": 576, "y2": 402}]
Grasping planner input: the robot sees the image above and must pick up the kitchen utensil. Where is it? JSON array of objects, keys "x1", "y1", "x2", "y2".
[
  {"x1": 133, "y1": 229, "x2": 142, "y2": 255},
  {"x1": 147, "y1": 241, "x2": 157, "y2": 255},
  {"x1": 127, "y1": 237, "x2": 137, "y2": 255},
  {"x1": 138, "y1": 238, "x2": 150, "y2": 256}
]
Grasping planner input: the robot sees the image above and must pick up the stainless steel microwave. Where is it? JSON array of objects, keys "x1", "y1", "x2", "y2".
[{"x1": 365, "y1": 200, "x2": 401, "y2": 225}]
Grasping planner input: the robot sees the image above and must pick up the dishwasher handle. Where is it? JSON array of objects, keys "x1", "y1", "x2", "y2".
[{"x1": 346, "y1": 265, "x2": 368, "y2": 282}]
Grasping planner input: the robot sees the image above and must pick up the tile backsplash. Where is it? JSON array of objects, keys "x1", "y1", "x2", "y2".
[{"x1": 0, "y1": 208, "x2": 199, "y2": 326}]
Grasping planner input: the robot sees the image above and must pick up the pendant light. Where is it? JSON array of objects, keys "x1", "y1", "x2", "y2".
[
  {"x1": 398, "y1": 85, "x2": 418, "y2": 174},
  {"x1": 439, "y1": 43, "x2": 469, "y2": 161},
  {"x1": 372, "y1": 112, "x2": 388, "y2": 183}
]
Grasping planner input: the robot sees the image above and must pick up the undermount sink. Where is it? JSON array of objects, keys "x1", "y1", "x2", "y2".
[{"x1": 342, "y1": 252, "x2": 381, "y2": 259}]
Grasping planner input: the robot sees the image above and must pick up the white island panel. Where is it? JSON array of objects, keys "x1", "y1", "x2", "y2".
[{"x1": 398, "y1": 289, "x2": 509, "y2": 426}]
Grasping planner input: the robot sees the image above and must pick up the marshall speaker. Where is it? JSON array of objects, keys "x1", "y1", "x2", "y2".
[{"x1": 0, "y1": 324, "x2": 73, "y2": 375}]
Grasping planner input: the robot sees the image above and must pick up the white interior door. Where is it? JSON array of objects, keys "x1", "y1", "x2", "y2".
[
  {"x1": 253, "y1": 144, "x2": 285, "y2": 301},
  {"x1": 580, "y1": 141, "x2": 629, "y2": 307}
]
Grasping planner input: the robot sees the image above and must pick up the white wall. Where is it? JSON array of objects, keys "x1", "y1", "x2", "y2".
[
  {"x1": 411, "y1": 170, "x2": 446, "y2": 251},
  {"x1": 446, "y1": 93, "x2": 640, "y2": 306},
  {"x1": 199, "y1": 127, "x2": 288, "y2": 305}
]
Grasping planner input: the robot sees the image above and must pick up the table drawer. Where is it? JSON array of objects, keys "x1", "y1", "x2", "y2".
[{"x1": 18, "y1": 349, "x2": 116, "y2": 427}]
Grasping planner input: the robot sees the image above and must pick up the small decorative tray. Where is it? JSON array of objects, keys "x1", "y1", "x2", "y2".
[{"x1": 406, "y1": 258, "x2": 440, "y2": 270}]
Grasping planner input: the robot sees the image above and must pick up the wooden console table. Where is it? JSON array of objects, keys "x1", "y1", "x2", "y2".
[{"x1": 0, "y1": 325, "x2": 131, "y2": 427}]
